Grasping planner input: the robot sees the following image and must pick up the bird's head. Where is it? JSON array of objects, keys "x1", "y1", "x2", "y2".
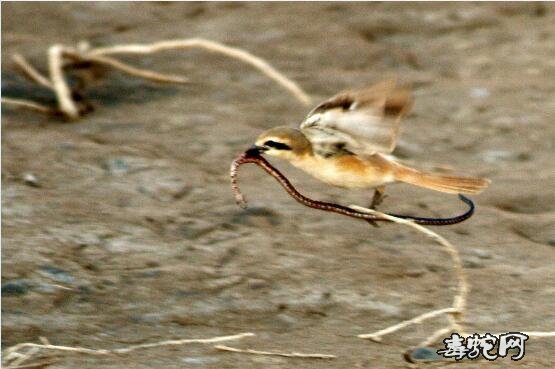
[{"x1": 247, "y1": 126, "x2": 311, "y2": 161}]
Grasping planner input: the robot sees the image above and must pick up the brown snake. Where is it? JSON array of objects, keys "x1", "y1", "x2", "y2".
[{"x1": 230, "y1": 149, "x2": 475, "y2": 226}]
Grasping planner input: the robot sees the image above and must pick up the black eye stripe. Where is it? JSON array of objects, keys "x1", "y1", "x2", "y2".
[{"x1": 264, "y1": 140, "x2": 291, "y2": 150}]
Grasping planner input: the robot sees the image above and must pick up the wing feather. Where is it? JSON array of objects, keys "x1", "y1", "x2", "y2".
[{"x1": 300, "y1": 80, "x2": 412, "y2": 157}]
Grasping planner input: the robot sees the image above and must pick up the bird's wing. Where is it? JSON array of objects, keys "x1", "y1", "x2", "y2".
[{"x1": 300, "y1": 80, "x2": 413, "y2": 158}]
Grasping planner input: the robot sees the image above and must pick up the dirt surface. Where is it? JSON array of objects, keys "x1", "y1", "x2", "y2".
[{"x1": 2, "y1": 2, "x2": 554, "y2": 368}]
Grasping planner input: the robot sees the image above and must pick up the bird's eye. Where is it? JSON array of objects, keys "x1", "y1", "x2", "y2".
[{"x1": 264, "y1": 140, "x2": 291, "y2": 150}]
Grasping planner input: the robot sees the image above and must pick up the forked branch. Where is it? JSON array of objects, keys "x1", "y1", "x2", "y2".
[{"x1": 3, "y1": 38, "x2": 311, "y2": 120}]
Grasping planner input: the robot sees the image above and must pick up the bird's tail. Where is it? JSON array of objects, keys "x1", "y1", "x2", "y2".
[{"x1": 394, "y1": 165, "x2": 490, "y2": 194}]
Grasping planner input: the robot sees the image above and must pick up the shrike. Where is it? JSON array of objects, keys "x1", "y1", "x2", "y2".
[{"x1": 247, "y1": 80, "x2": 490, "y2": 207}]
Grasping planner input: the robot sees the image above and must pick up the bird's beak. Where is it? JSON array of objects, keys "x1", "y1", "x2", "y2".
[{"x1": 245, "y1": 145, "x2": 268, "y2": 156}]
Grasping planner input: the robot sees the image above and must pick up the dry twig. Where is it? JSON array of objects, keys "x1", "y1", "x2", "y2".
[
  {"x1": 88, "y1": 38, "x2": 311, "y2": 105},
  {"x1": 11, "y1": 54, "x2": 53, "y2": 89},
  {"x1": 2, "y1": 332, "x2": 254, "y2": 368},
  {"x1": 352, "y1": 209, "x2": 555, "y2": 350},
  {"x1": 3, "y1": 38, "x2": 311, "y2": 120},
  {"x1": 1, "y1": 97, "x2": 57, "y2": 114},
  {"x1": 350, "y1": 205, "x2": 468, "y2": 346},
  {"x1": 48, "y1": 44, "x2": 80, "y2": 119},
  {"x1": 3, "y1": 358, "x2": 60, "y2": 369},
  {"x1": 215, "y1": 345, "x2": 337, "y2": 359},
  {"x1": 63, "y1": 52, "x2": 189, "y2": 84}
]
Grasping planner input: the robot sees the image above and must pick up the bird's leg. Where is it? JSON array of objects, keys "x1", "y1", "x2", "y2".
[
  {"x1": 369, "y1": 186, "x2": 387, "y2": 210},
  {"x1": 365, "y1": 186, "x2": 387, "y2": 228}
]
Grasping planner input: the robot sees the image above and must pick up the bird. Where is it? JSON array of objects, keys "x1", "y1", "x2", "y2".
[{"x1": 247, "y1": 80, "x2": 490, "y2": 208}]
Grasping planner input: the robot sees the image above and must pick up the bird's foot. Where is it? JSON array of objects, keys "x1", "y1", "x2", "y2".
[
  {"x1": 366, "y1": 187, "x2": 387, "y2": 228},
  {"x1": 369, "y1": 187, "x2": 387, "y2": 210}
]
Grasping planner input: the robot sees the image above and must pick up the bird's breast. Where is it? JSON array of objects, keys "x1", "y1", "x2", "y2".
[{"x1": 291, "y1": 154, "x2": 395, "y2": 189}]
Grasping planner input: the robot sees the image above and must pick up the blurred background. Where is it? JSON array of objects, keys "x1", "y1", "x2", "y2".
[{"x1": 2, "y1": 2, "x2": 554, "y2": 368}]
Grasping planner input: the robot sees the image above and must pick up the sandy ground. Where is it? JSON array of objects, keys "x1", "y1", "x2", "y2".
[{"x1": 2, "y1": 2, "x2": 554, "y2": 368}]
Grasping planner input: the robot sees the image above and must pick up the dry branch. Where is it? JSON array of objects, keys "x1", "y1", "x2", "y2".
[
  {"x1": 352, "y1": 208, "x2": 555, "y2": 349},
  {"x1": 12, "y1": 54, "x2": 53, "y2": 89},
  {"x1": 1, "y1": 97, "x2": 57, "y2": 114},
  {"x1": 358, "y1": 308, "x2": 458, "y2": 342},
  {"x1": 3, "y1": 332, "x2": 254, "y2": 368},
  {"x1": 215, "y1": 345, "x2": 337, "y2": 359},
  {"x1": 3, "y1": 38, "x2": 311, "y2": 120},
  {"x1": 350, "y1": 205, "x2": 467, "y2": 345},
  {"x1": 48, "y1": 44, "x2": 80, "y2": 119},
  {"x1": 3, "y1": 358, "x2": 59, "y2": 369},
  {"x1": 89, "y1": 38, "x2": 311, "y2": 105},
  {"x1": 64, "y1": 52, "x2": 189, "y2": 84}
]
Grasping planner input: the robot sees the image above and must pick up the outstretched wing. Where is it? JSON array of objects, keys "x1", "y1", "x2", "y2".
[{"x1": 300, "y1": 80, "x2": 412, "y2": 158}]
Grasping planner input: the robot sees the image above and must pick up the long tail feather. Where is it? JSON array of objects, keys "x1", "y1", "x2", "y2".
[{"x1": 395, "y1": 166, "x2": 490, "y2": 194}]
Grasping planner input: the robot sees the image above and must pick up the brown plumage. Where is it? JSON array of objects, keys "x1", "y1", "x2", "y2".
[
  {"x1": 392, "y1": 163, "x2": 490, "y2": 194},
  {"x1": 250, "y1": 80, "x2": 490, "y2": 201}
]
